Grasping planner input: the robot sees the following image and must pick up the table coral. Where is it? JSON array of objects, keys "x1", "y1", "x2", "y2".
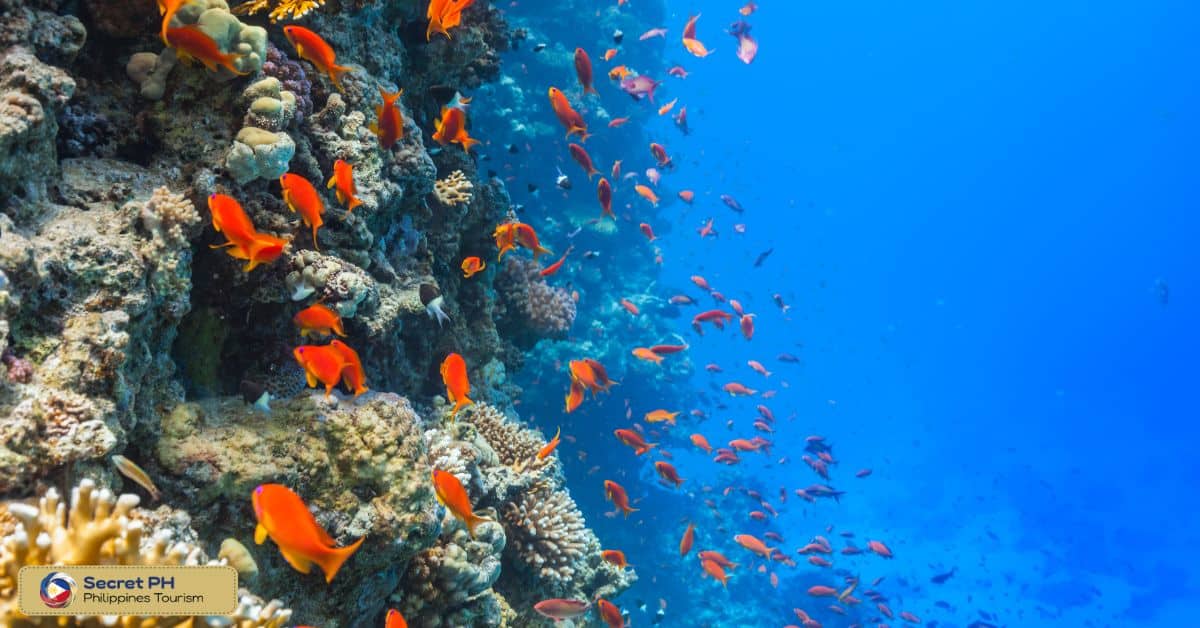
[{"x1": 0, "y1": 478, "x2": 292, "y2": 627}]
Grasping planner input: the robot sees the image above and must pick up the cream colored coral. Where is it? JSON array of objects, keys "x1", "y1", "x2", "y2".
[
  {"x1": 139, "y1": 187, "x2": 201, "y2": 272},
  {"x1": 0, "y1": 479, "x2": 291, "y2": 627},
  {"x1": 502, "y1": 486, "x2": 594, "y2": 585},
  {"x1": 233, "y1": 0, "x2": 324, "y2": 22},
  {"x1": 465, "y1": 404, "x2": 552, "y2": 473},
  {"x1": 434, "y1": 170, "x2": 474, "y2": 207}
]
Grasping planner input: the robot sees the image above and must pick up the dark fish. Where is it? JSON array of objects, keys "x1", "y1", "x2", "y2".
[
  {"x1": 753, "y1": 248, "x2": 773, "y2": 267},
  {"x1": 613, "y1": 29, "x2": 624, "y2": 44},
  {"x1": 528, "y1": 183, "x2": 538, "y2": 193},
  {"x1": 239, "y1": 379, "x2": 272, "y2": 413},
  {"x1": 930, "y1": 567, "x2": 956, "y2": 584},
  {"x1": 533, "y1": 43, "x2": 546, "y2": 52},
  {"x1": 1155, "y1": 278, "x2": 1169, "y2": 304},
  {"x1": 967, "y1": 622, "x2": 998, "y2": 628},
  {"x1": 777, "y1": 353, "x2": 800, "y2": 363},
  {"x1": 427, "y1": 84, "x2": 457, "y2": 104},
  {"x1": 507, "y1": 144, "x2": 520, "y2": 154},
  {"x1": 934, "y1": 600, "x2": 952, "y2": 609},
  {"x1": 720, "y1": 194, "x2": 744, "y2": 213},
  {"x1": 487, "y1": 169, "x2": 498, "y2": 178}
]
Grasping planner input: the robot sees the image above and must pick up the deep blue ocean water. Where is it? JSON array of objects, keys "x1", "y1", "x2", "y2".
[{"x1": 502, "y1": 1, "x2": 1199, "y2": 626}]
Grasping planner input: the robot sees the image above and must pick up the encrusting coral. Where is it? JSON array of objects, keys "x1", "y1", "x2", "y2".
[
  {"x1": 0, "y1": 479, "x2": 292, "y2": 627},
  {"x1": 499, "y1": 257, "x2": 577, "y2": 337},
  {"x1": 434, "y1": 169, "x2": 474, "y2": 207}
]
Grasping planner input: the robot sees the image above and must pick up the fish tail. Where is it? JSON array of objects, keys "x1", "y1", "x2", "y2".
[
  {"x1": 426, "y1": 17, "x2": 450, "y2": 41},
  {"x1": 533, "y1": 245, "x2": 552, "y2": 261},
  {"x1": 460, "y1": 135, "x2": 481, "y2": 152},
  {"x1": 465, "y1": 512, "x2": 492, "y2": 539},
  {"x1": 318, "y1": 535, "x2": 365, "y2": 584},
  {"x1": 585, "y1": 85, "x2": 599, "y2": 95},
  {"x1": 328, "y1": 64, "x2": 353, "y2": 93},
  {"x1": 222, "y1": 52, "x2": 249, "y2": 76},
  {"x1": 622, "y1": 505, "x2": 639, "y2": 518},
  {"x1": 347, "y1": 196, "x2": 363, "y2": 211}
]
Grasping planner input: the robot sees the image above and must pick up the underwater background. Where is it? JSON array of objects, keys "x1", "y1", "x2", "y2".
[{"x1": 0, "y1": 0, "x2": 1196, "y2": 627}]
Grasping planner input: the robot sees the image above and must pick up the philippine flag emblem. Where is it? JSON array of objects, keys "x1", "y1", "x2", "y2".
[{"x1": 39, "y1": 572, "x2": 76, "y2": 609}]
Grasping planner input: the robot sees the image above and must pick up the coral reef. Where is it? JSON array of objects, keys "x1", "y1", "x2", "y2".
[
  {"x1": 434, "y1": 169, "x2": 474, "y2": 207},
  {"x1": 0, "y1": 478, "x2": 292, "y2": 626},
  {"x1": 498, "y1": 257, "x2": 577, "y2": 341}
]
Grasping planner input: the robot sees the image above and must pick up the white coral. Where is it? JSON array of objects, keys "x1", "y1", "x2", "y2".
[{"x1": 433, "y1": 170, "x2": 473, "y2": 207}]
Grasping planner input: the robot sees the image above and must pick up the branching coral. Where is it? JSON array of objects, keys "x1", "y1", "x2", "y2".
[
  {"x1": 434, "y1": 170, "x2": 474, "y2": 207},
  {"x1": 139, "y1": 187, "x2": 201, "y2": 264},
  {"x1": 0, "y1": 479, "x2": 292, "y2": 626},
  {"x1": 233, "y1": 0, "x2": 326, "y2": 23},
  {"x1": 501, "y1": 485, "x2": 593, "y2": 589},
  {"x1": 396, "y1": 526, "x2": 505, "y2": 628},
  {"x1": 465, "y1": 403, "x2": 551, "y2": 473}
]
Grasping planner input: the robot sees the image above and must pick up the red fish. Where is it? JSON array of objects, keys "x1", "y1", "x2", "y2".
[
  {"x1": 678, "y1": 189, "x2": 695, "y2": 203},
  {"x1": 385, "y1": 609, "x2": 407, "y2": 628},
  {"x1": 690, "y1": 275, "x2": 711, "y2": 291},
  {"x1": 690, "y1": 433, "x2": 712, "y2": 454},
  {"x1": 548, "y1": 87, "x2": 589, "y2": 140},
  {"x1": 573, "y1": 47, "x2": 598, "y2": 95},
  {"x1": 533, "y1": 599, "x2": 590, "y2": 622},
  {"x1": 370, "y1": 89, "x2": 405, "y2": 149},
  {"x1": 426, "y1": 0, "x2": 475, "y2": 40},
  {"x1": 867, "y1": 540, "x2": 893, "y2": 558},
  {"x1": 294, "y1": 303, "x2": 345, "y2": 338},
  {"x1": 614, "y1": 428, "x2": 656, "y2": 455},
  {"x1": 208, "y1": 194, "x2": 287, "y2": 272},
  {"x1": 740, "y1": 314, "x2": 755, "y2": 339},
  {"x1": 620, "y1": 75, "x2": 661, "y2": 103},
  {"x1": 649, "y1": 343, "x2": 687, "y2": 354},
  {"x1": 293, "y1": 344, "x2": 349, "y2": 397},
  {"x1": 539, "y1": 245, "x2": 573, "y2": 277},
  {"x1": 680, "y1": 522, "x2": 696, "y2": 556},
  {"x1": 596, "y1": 177, "x2": 614, "y2": 219},
  {"x1": 700, "y1": 558, "x2": 729, "y2": 586},
  {"x1": 283, "y1": 26, "x2": 352, "y2": 91},
  {"x1": 569, "y1": 143, "x2": 600, "y2": 179},
  {"x1": 655, "y1": 461, "x2": 684, "y2": 488},
  {"x1": 604, "y1": 480, "x2": 638, "y2": 517},
  {"x1": 608, "y1": 117, "x2": 630, "y2": 128},
  {"x1": 432, "y1": 105, "x2": 479, "y2": 152},
  {"x1": 596, "y1": 599, "x2": 623, "y2": 628},
  {"x1": 601, "y1": 549, "x2": 629, "y2": 568},
  {"x1": 441, "y1": 352, "x2": 473, "y2": 418},
  {"x1": 639, "y1": 223, "x2": 657, "y2": 242},
  {"x1": 167, "y1": 26, "x2": 247, "y2": 75},
  {"x1": 252, "y1": 484, "x2": 363, "y2": 583},
  {"x1": 564, "y1": 380, "x2": 585, "y2": 413},
  {"x1": 668, "y1": 65, "x2": 689, "y2": 78},
  {"x1": 620, "y1": 298, "x2": 640, "y2": 315},
  {"x1": 329, "y1": 340, "x2": 367, "y2": 397}
]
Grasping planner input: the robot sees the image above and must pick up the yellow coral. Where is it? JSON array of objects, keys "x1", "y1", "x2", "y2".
[
  {"x1": 0, "y1": 479, "x2": 291, "y2": 627},
  {"x1": 434, "y1": 170, "x2": 474, "y2": 207},
  {"x1": 232, "y1": 0, "x2": 325, "y2": 22}
]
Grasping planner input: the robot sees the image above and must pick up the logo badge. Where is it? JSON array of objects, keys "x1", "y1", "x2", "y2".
[{"x1": 39, "y1": 572, "x2": 75, "y2": 609}]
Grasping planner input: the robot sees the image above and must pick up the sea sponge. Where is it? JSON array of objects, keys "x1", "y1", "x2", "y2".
[
  {"x1": 0, "y1": 479, "x2": 292, "y2": 626},
  {"x1": 170, "y1": 0, "x2": 268, "y2": 76},
  {"x1": 434, "y1": 170, "x2": 474, "y2": 207},
  {"x1": 126, "y1": 50, "x2": 177, "y2": 101},
  {"x1": 225, "y1": 126, "x2": 296, "y2": 184},
  {"x1": 241, "y1": 77, "x2": 298, "y2": 132}
]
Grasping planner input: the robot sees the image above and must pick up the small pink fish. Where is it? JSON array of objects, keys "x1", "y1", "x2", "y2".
[
  {"x1": 620, "y1": 75, "x2": 661, "y2": 103},
  {"x1": 730, "y1": 20, "x2": 758, "y2": 64},
  {"x1": 640, "y1": 28, "x2": 668, "y2": 40},
  {"x1": 645, "y1": 168, "x2": 661, "y2": 186}
]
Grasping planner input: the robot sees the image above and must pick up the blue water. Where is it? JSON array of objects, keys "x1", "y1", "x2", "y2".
[{"x1": 501, "y1": 1, "x2": 1199, "y2": 626}]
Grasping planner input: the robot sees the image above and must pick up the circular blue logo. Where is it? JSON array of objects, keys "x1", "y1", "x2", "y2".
[{"x1": 39, "y1": 571, "x2": 75, "y2": 609}]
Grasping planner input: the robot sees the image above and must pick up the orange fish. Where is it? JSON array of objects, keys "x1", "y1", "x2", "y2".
[
  {"x1": 867, "y1": 540, "x2": 894, "y2": 558},
  {"x1": 564, "y1": 380, "x2": 585, "y2": 412},
  {"x1": 432, "y1": 105, "x2": 480, "y2": 152},
  {"x1": 208, "y1": 192, "x2": 259, "y2": 251},
  {"x1": 681, "y1": 14, "x2": 714, "y2": 58},
  {"x1": 611, "y1": 159, "x2": 623, "y2": 179},
  {"x1": 371, "y1": 89, "x2": 405, "y2": 149},
  {"x1": 603, "y1": 47, "x2": 618, "y2": 61},
  {"x1": 426, "y1": 0, "x2": 475, "y2": 40},
  {"x1": 568, "y1": 143, "x2": 600, "y2": 179},
  {"x1": 547, "y1": 87, "x2": 589, "y2": 141},
  {"x1": 385, "y1": 609, "x2": 407, "y2": 628},
  {"x1": 608, "y1": 117, "x2": 630, "y2": 128},
  {"x1": 280, "y1": 173, "x2": 325, "y2": 249},
  {"x1": 158, "y1": 0, "x2": 189, "y2": 46},
  {"x1": 644, "y1": 409, "x2": 678, "y2": 425},
  {"x1": 607, "y1": 65, "x2": 631, "y2": 81},
  {"x1": 432, "y1": 469, "x2": 490, "y2": 537},
  {"x1": 701, "y1": 558, "x2": 729, "y2": 586},
  {"x1": 654, "y1": 461, "x2": 684, "y2": 487},
  {"x1": 440, "y1": 353, "x2": 473, "y2": 418},
  {"x1": 657, "y1": 98, "x2": 678, "y2": 116},
  {"x1": 634, "y1": 184, "x2": 660, "y2": 207},
  {"x1": 294, "y1": 303, "x2": 346, "y2": 338},
  {"x1": 619, "y1": 298, "x2": 640, "y2": 315},
  {"x1": 461, "y1": 255, "x2": 486, "y2": 278},
  {"x1": 573, "y1": 48, "x2": 598, "y2": 95},
  {"x1": 596, "y1": 599, "x2": 623, "y2": 628},
  {"x1": 583, "y1": 358, "x2": 616, "y2": 392},
  {"x1": 283, "y1": 25, "x2": 353, "y2": 92},
  {"x1": 166, "y1": 26, "x2": 247, "y2": 75},
  {"x1": 252, "y1": 484, "x2": 364, "y2": 583},
  {"x1": 600, "y1": 549, "x2": 629, "y2": 568},
  {"x1": 679, "y1": 523, "x2": 696, "y2": 556},
  {"x1": 329, "y1": 339, "x2": 368, "y2": 397},
  {"x1": 678, "y1": 189, "x2": 695, "y2": 203},
  {"x1": 604, "y1": 480, "x2": 638, "y2": 517},
  {"x1": 494, "y1": 222, "x2": 552, "y2": 260},
  {"x1": 639, "y1": 223, "x2": 657, "y2": 242},
  {"x1": 568, "y1": 359, "x2": 601, "y2": 393},
  {"x1": 740, "y1": 1, "x2": 758, "y2": 15},
  {"x1": 698, "y1": 550, "x2": 736, "y2": 569},
  {"x1": 631, "y1": 347, "x2": 663, "y2": 364},
  {"x1": 734, "y1": 533, "x2": 774, "y2": 558},
  {"x1": 596, "y1": 177, "x2": 614, "y2": 219},
  {"x1": 293, "y1": 344, "x2": 348, "y2": 397},
  {"x1": 326, "y1": 159, "x2": 364, "y2": 212},
  {"x1": 613, "y1": 428, "x2": 656, "y2": 455},
  {"x1": 690, "y1": 433, "x2": 712, "y2": 454},
  {"x1": 537, "y1": 427, "x2": 561, "y2": 460},
  {"x1": 539, "y1": 245, "x2": 573, "y2": 277}
]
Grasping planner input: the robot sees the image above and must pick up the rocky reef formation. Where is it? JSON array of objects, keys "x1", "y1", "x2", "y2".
[{"x1": 0, "y1": 0, "x2": 667, "y2": 623}]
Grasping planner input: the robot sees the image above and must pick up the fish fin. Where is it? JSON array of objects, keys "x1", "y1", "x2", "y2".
[
  {"x1": 316, "y1": 535, "x2": 365, "y2": 583},
  {"x1": 312, "y1": 223, "x2": 320, "y2": 250},
  {"x1": 328, "y1": 64, "x2": 353, "y2": 93},
  {"x1": 426, "y1": 17, "x2": 449, "y2": 41},
  {"x1": 465, "y1": 513, "x2": 492, "y2": 539},
  {"x1": 326, "y1": 174, "x2": 337, "y2": 189},
  {"x1": 254, "y1": 524, "x2": 268, "y2": 545},
  {"x1": 305, "y1": 371, "x2": 318, "y2": 388},
  {"x1": 459, "y1": 135, "x2": 480, "y2": 152},
  {"x1": 532, "y1": 245, "x2": 552, "y2": 261},
  {"x1": 278, "y1": 546, "x2": 315, "y2": 575},
  {"x1": 368, "y1": 121, "x2": 380, "y2": 136}
]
